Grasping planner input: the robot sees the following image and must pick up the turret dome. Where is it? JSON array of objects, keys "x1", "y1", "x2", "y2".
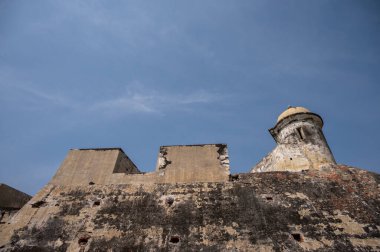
[{"x1": 277, "y1": 106, "x2": 311, "y2": 123}]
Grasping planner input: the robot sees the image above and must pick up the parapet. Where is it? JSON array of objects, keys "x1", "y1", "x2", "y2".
[
  {"x1": 50, "y1": 148, "x2": 140, "y2": 186},
  {"x1": 50, "y1": 144, "x2": 230, "y2": 186},
  {"x1": 155, "y1": 144, "x2": 230, "y2": 183}
]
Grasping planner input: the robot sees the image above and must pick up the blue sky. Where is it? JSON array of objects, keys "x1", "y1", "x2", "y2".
[{"x1": 0, "y1": 1, "x2": 379, "y2": 195}]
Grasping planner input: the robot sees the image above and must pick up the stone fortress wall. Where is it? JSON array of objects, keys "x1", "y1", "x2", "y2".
[
  {"x1": 50, "y1": 106, "x2": 337, "y2": 186},
  {"x1": 1, "y1": 106, "x2": 379, "y2": 251},
  {"x1": 49, "y1": 144, "x2": 230, "y2": 187}
]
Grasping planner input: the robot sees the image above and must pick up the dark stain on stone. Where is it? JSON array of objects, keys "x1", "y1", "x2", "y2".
[
  {"x1": 31, "y1": 200, "x2": 46, "y2": 208},
  {"x1": 10, "y1": 217, "x2": 69, "y2": 252},
  {"x1": 3, "y1": 166, "x2": 380, "y2": 251}
]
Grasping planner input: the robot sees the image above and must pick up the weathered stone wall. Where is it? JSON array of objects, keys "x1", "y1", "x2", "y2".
[
  {"x1": 50, "y1": 145, "x2": 230, "y2": 187},
  {"x1": 0, "y1": 210, "x2": 19, "y2": 226},
  {"x1": 0, "y1": 184, "x2": 31, "y2": 230},
  {"x1": 1, "y1": 165, "x2": 379, "y2": 251},
  {"x1": 0, "y1": 184, "x2": 31, "y2": 210},
  {"x1": 113, "y1": 150, "x2": 140, "y2": 174},
  {"x1": 154, "y1": 144, "x2": 230, "y2": 183},
  {"x1": 49, "y1": 149, "x2": 131, "y2": 186}
]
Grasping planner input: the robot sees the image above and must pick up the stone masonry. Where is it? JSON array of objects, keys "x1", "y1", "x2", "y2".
[
  {"x1": 0, "y1": 107, "x2": 379, "y2": 251},
  {"x1": 252, "y1": 107, "x2": 336, "y2": 173}
]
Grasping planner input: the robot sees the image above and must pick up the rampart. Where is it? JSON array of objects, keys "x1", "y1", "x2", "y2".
[
  {"x1": 50, "y1": 144, "x2": 230, "y2": 186},
  {"x1": 1, "y1": 107, "x2": 379, "y2": 251}
]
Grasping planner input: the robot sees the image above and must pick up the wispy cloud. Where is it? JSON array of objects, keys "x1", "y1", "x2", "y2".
[
  {"x1": 91, "y1": 83, "x2": 224, "y2": 116},
  {"x1": 17, "y1": 85, "x2": 75, "y2": 109},
  {"x1": 0, "y1": 81, "x2": 76, "y2": 111},
  {"x1": 92, "y1": 94, "x2": 158, "y2": 114},
  {"x1": 0, "y1": 75, "x2": 225, "y2": 117}
]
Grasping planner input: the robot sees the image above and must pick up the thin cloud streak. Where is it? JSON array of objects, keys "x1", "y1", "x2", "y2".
[
  {"x1": 1, "y1": 79, "x2": 226, "y2": 117},
  {"x1": 91, "y1": 86, "x2": 226, "y2": 115},
  {"x1": 0, "y1": 82, "x2": 76, "y2": 110}
]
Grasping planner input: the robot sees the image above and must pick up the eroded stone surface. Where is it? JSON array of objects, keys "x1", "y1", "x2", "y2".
[
  {"x1": 252, "y1": 107, "x2": 336, "y2": 173},
  {"x1": 0, "y1": 184, "x2": 31, "y2": 210},
  {"x1": 0, "y1": 184, "x2": 31, "y2": 231},
  {"x1": 1, "y1": 165, "x2": 379, "y2": 251}
]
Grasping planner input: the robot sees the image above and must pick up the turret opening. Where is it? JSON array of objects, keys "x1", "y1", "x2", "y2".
[{"x1": 296, "y1": 127, "x2": 304, "y2": 140}]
